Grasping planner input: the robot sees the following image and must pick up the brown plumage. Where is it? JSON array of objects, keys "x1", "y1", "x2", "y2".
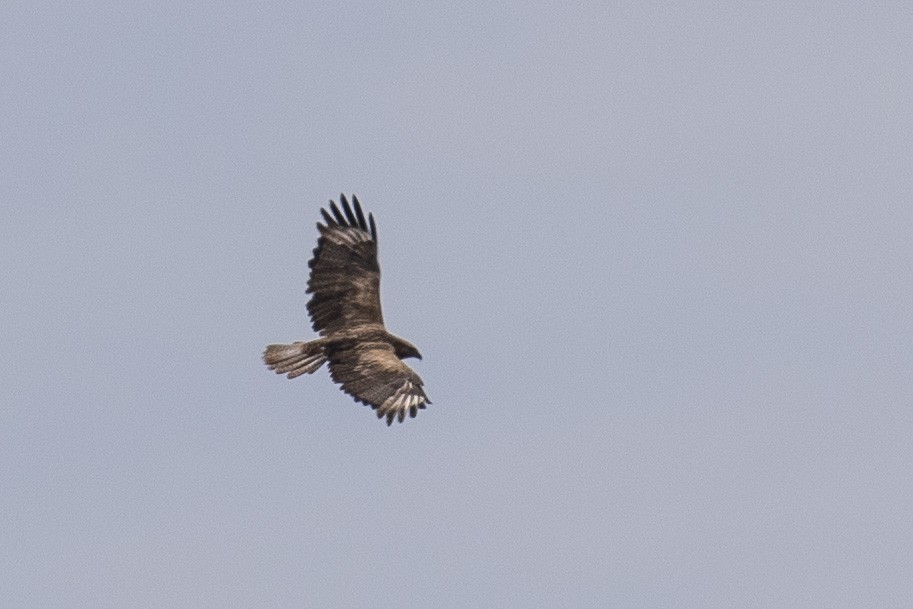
[{"x1": 263, "y1": 194, "x2": 431, "y2": 425}]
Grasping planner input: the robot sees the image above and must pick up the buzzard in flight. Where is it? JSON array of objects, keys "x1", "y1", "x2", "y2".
[{"x1": 263, "y1": 194, "x2": 431, "y2": 425}]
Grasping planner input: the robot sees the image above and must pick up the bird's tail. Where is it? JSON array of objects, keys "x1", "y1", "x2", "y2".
[{"x1": 263, "y1": 339, "x2": 328, "y2": 379}]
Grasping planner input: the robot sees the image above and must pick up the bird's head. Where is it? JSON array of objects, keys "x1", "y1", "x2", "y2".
[{"x1": 392, "y1": 337, "x2": 423, "y2": 360}]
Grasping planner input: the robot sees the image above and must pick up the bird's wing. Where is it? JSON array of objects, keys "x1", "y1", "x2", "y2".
[
  {"x1": 327, "y1": 341, "x2": 431, "y2": 425},
  {"x1": 306, "y1": 194, "x2": 383, "y2": 335}
]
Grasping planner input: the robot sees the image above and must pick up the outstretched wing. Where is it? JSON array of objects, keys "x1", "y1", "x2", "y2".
[
  {"x1": 306, "y1": 194, "x2": 382, "y2": 336},
  {"x1": 327, "y1": 342, "x2": 431, "y2": 425}
]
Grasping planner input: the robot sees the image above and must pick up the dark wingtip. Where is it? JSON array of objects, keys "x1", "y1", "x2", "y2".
[
  {"x1": 321, "y1": 195, "x2": 375, "y2": 239},
  {"x1": 329, "y1": 200, "x2": 346, "y2": 224},
  {"x1": 339, "y1": 194, "x2": 358, "y2": 226},
  {"x1": 352, "y1": 195, "x2": 368, "y2": 231}
]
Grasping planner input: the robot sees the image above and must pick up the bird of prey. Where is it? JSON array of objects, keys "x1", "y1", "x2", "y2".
[{"x1": 263, "y1": 194, "x2": 431, "y2": 425}]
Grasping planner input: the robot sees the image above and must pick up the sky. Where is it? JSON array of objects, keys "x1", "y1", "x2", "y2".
[{"x1": 2, "y1": 2, "x2": 912, "y2": 607}]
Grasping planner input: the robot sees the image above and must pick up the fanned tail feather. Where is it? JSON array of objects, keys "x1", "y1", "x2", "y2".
[{"x1": 263, "y1": 340, "x2": 327, "y2": 379}]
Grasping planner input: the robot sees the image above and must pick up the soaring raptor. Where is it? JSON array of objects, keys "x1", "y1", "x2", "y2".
[{"x1": 263, "y1": 194, "x2": 431, "y2": 425}]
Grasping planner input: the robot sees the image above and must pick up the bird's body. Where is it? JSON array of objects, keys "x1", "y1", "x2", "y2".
[{"x1": 263, "y1": 194, "x2": 430, "y2": 425}]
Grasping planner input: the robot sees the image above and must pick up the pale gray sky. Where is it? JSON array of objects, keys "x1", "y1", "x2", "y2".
[{"x1": 2, "y1": 2, "x2": 912, "y2": 607}]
